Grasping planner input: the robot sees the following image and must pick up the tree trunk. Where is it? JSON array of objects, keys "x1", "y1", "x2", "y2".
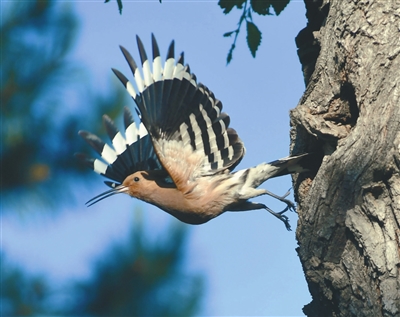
[{"x1": 291, "y1": 0, "x2": 400, "y2": 316}]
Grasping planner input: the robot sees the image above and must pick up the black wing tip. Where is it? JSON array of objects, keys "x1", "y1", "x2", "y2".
[
  {"x1": 119, "y1": 45, "x2": 130, "y2": 60},
  {"x1": 112, "y1": 68, "x2": 129, "y2": 86},
  {"x1": 123, "y1": 106, "x2": 135, "y2": 129},
  {"x1": 177, "y1": 52, "x2": 184, "y2": 65},
  {"x1": 78, "y1": 129, "x2": 89, "y2": 137},
  {"x1": 136, "y1": 35, "x2": 148, "y2": 64},
  {"x1": 78, "y1": 130, "x2": 96, "y2": 143},
  {"x1": 74, "y1": 152, "x2": 96, "y2": 169},
  {"x1": 78, "y1": 130, "x2": 105, "y2": 154},
  {"x1": 78, "y1": 129, "x2": 94, "y2": 139},
  {"x1": 167, "y1": 39, "x2": 175, "y2": 59},
  {"x1": 119, "y1": 45, "x2": 138, "y2": 74},
  {"x1": 119, "y1": 44, "x2": 129, "y2": 54},
  {"x1": 103, "y1": 115, "x2": 119, "y2": 140},
  {"x1": 151, "y1": 33, "x2": 160, "y2": 59}
]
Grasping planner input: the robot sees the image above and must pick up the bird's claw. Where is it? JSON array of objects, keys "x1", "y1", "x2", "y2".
[
  {"x1": 264, "y1": 205, "x2": 292, "y2": 231},
  {"x1": 283, "y1": 198, "x2": 296, "y2": 213}
]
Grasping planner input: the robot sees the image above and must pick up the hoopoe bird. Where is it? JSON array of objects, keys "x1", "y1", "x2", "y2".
[{"x1": 77, "y1": 34, "x2": 311, "y2": 230}]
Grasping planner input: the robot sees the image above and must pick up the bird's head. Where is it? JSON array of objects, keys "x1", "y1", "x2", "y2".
[
  {"x1": 122, "y1": 171, "x2": 154, "y2": 199},
  {"x1": 85, "y1": 171, "x2": 158, "y2": 207}
]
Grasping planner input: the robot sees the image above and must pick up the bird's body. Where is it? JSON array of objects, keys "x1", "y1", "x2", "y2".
[{"x1": 78, "y1": 35, "x2": 311, "y2": 230}]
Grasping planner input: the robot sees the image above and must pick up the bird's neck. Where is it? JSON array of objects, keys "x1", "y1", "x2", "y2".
[{"x1": 141, "y1": 179, "x2": 217, "y2": 224}]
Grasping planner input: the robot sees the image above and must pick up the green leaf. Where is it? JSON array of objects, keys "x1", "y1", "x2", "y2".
[
  {"x1": 218, "y1": 0, "x2": 246, "y2": 14},
  {"x1": 271, "y1": 0, "x2": 290, "y2": 15},
  {"x1": 246, "y1": 21, "x2": 262, "y2": 58},
  {"x1": 250, "y1": 0, "x2": 272, "y2": 16}
]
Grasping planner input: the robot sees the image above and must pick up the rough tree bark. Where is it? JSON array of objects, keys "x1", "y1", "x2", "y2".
[{"x1": 291, "y1": 0, "x2": 400, "y2": 316}]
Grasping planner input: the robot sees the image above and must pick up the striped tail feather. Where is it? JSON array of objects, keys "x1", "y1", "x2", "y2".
[
  {"x1": 77, "y1": 107, "x2": 162, "y2": 186},
  {"x1": 112, "y1": 34, "x2": 245, "y2": 176}
]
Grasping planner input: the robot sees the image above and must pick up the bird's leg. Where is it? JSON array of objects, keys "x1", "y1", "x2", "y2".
[
  {"x1": 262, "y1": 188, "x2": 296, "y2": 212},
  {"x1": 228, "y1": 201, "x2": 292, "y2": 231}
]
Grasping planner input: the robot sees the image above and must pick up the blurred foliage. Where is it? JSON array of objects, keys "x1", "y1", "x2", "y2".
[
  {"x1": 1, "y1": 0, "x2": 78, "y2": 188},
  {"x1": 72, "y1": 218, "x2": 203, "y2": 316},
  {"x1": 1, "y1": 219, "x2": 204, "y2": 316},
  {"x1": 1, "y1": 253, "x2": 50, "y2": 316},
  {"x1": 2, "y1": 3, "x2": 204, "y2": 316},
  {"x1": 1, "y1": 0, "x2": 126, "y2": 210}
]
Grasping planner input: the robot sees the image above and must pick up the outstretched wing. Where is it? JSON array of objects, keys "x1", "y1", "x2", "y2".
[
  {"x1": 77, "y1": 106, "x2": 164, "y2": 187},
  {"x1": 112, "y1": 34, "x2": 245, "y2": 190}
]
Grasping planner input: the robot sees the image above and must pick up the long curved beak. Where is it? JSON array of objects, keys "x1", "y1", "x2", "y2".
[{"x1": 86, "y1": 183, "x2": 129, "y2": 207}]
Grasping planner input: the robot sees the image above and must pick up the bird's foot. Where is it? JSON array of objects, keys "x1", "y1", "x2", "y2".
[{"x1": 264, "y1": 205, "x2": 292, "y2": 231}]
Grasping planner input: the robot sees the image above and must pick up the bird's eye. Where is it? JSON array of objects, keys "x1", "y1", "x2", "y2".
[{"x1": 134, "y1": 176, "x2": 140, "y2": 182}]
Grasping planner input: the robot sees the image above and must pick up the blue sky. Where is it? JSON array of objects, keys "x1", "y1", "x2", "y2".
[{"x1": 2, "y1": 1, "x2": 311, "y2": 315}]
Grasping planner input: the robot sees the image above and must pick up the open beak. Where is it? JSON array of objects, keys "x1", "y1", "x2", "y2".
[{"x1": 86, "y1": 182, "x2": 129, "y2": 207}]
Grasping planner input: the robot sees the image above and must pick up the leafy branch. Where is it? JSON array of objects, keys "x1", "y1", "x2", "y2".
[
  {"x1": 104, "y1": 0, "x2": 290, "y2": 63},
  {"x1": 219, "y1": 0, "x2": 291, "y2": 64},
  {"x1": 222, "y1": 0, "x2": 249, "y2": 64}
]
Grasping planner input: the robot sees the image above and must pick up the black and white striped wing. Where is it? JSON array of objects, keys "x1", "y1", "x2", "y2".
[
  {"x1": 77, "y1": 106, "x2": 163, "y2": 187},
  {"x1": 112, "y1": 34, "x2": 245, "y2": 187}
]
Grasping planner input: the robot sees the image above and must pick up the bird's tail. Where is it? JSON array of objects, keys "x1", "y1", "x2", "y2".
[
  {"x1": 266, "y1": 153, "x2": 315, "y2": 178},
  {"x1": 235, "y1": 153, "x2": 315, "y2": 190}
]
